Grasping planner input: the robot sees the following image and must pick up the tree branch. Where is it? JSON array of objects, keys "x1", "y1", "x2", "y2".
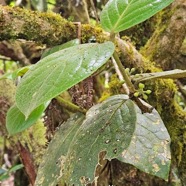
[{"x1": 0, "y1": 5, "x2": 76, "y2": 46}]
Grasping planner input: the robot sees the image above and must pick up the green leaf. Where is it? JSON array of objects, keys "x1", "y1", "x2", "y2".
[
  {"x1": 6, "y1": 103, "x2": 48, "y2": 135},
  {"x1": 35, "y1": 95, "x2": 171, "y2": 185},
  {"x1": 0, "y1": 66, "x2": 31, "y2": 80},
  {"x1": 41, "y1": 39, "x2": 80, "y2": 59},
  {"x1": 35, "y1": 113, "x2": 85, "y2": 186},
  {"x1": 120, "y1": 101, "x2": 171, "y2": 180},
  {"x1": 61, "y1": 95, "x2": 136, "y2": 184},
  {"x1": 16, "y1": 42, "x2": 115, "y2": 118},
  {"x1": 0, "y1": 173, "x2": 9, "y2": 181},
  {"x1": 100, "y1": 0, "x2": 174, "y2": 33},
  {"x1": 9, "y1": 164, "x2": 24, "y2": 173}
]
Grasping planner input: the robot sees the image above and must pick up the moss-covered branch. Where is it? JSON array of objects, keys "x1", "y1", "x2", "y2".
[
  {"x1": 0, "y1": 5, "x2": 77, "y2": 46},
  {"x1": 0, "y1": 5, "x2": 106, "y2": 46}
]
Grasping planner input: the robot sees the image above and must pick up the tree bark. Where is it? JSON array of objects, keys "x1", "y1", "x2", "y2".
[{"x1": 141, "y1": 0, "x2": 186, "y2": 70}]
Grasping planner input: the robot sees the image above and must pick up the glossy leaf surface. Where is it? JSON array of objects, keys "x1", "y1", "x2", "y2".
[
  {"x1": 100, "y1": 0, "x2": 174, "y2": 33},
  {"x1": 16, "y1": 42, "x2": 115, "y2": 118},
  {"x1": 121, "y1": 102, "x2": 171, "y2": 180},
  {"x1": 35, "y1": 113, "x2": 85, "y2": 186},
  {"x1": 6, "y1": 103, "x2": 47, "y2": 135},
  {"x1": 41, "y1": 39, "x2": 80, "y2": 59}
]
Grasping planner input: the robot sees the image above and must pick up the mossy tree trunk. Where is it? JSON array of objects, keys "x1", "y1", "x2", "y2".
[{"x1": 141, "y1": 0, "x2": 186, "y2": 70}]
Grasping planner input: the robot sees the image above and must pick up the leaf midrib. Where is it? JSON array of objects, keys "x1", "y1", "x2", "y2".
[{"x1": 112, "y1": 0, "x2": 134, "y2": 32}]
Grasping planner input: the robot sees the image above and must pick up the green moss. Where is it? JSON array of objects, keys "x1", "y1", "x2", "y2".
[
  {"x1": 81, "y1": 24, "x2": 107, "y2": 44},
  {"x1": 137, "y1": 56, "x2": 185, "y2": 167},
  {"x1": 12, "y1": 119, "x2": 47, "y2": 166},
  {"x1": 0, "y1": 5, "x2": 76, "y2": 46},
  {"x1": 0, "y1": 79, "x2": 16, "y2": 104},
  {"x1": 99, "y1": 91, "x2": 111, "y2": 102},
  {"x1": 148, "y1": 78, "x2": 186, "y2": 167},
  {"x1": 140, "y1": 7, "x2": 177, "y2": 63},
  {"x1": 99, "y1": 74, "x2": 124, "y2": 102}
]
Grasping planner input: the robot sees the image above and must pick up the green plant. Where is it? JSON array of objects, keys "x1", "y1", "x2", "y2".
[
  {"x1": 0, "y1": 164, "x2": 24, "y2": 182},
  {"x1": 4, "y1": 0, "x2": 185, "y2": 185}
]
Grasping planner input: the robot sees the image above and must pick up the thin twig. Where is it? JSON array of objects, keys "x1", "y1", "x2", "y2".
[
  {"x1": 73, "y1": 22, "x2": 82, "y2": 44},
  {"x1": 90, "y1": 0, "x2": 99, "y2": 23},
  {"x1": 113, "y1": 51, "x2": 136, "y2": 93},
  {"x1": 111, "y1": 57, "x2": 129, "y2": 95}
]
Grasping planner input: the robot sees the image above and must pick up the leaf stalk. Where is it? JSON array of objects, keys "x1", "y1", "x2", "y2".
[{"x1": 56, "y1": 96, "x2": 87, "y2": 114}]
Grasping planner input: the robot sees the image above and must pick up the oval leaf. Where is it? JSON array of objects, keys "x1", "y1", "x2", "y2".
[
  {"x1": 100, "y1": 0, "x2": 174, "y2": 33},
  {"x1": 41, "y1": 39, "x2": 80, "y2": 59},
  {"x1": 61, "y1": 95, "x2": 136, "y2": 184},
  {"x1": 6, "y1": 103, "x2": 48, "y2": 135},
  {"x1": 120, "y1": 102, "x2": 171, "y2": 180},
  {"x1": 16, "y1": 42, "x2": 115, "y2": 118},
  {"x1": 35, "y1": 113, "x2": 85, "y2": 186}
]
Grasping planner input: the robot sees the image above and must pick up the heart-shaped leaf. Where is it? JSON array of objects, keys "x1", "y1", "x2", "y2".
[
  {"x1": 16, "y1": 42, "x2": 115, "y2": 118},
  {"x1": 120, "y1": 102, "x2": 171, "y2": 180},
  {"x1": 35, "y1": 95, "x2": 171, "y2": 185},
  {"x1": 41, "y1": 39, "x2": 80, "y2": 59},
  {"x1": 100, "y1": 0, "x2": 174, "y2": 33},
  {"x1": 61, "y1": 95, "x2": 136, "y2": 184},
  {"x1": 35, "y1": 113, "x2": 85, "y2": 186},
  {"x1": 6, "y1": 103, "x2": 48, "y2": 135}
]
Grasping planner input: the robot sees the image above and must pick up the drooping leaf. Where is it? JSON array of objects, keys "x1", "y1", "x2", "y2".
[
  {"x1": 100, "y1": 0, "x2": 174, "y2": 33},
  {"x1": 35, "y1": 113, "x2": 85, "y2": 186},
  {"x1": 41, "y1": 39, "x2": 80, "y2": 59},
  {"x1": 16, "y1": 42, "x2": 115, "y2": 118},
  {"x1": 61, "y1": 95, "x2": 136, "y2": 184},
  {"x1": 6, "y1": 103, "x2": 48, "y2": 135},
  {"x1": 120, "y1": 101, "x2": 171, "y2": 180},
  {"x1": 133, "y1": 69, "x2": 186, "y2": 83}
]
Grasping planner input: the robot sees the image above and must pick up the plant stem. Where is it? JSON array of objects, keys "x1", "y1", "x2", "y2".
[
  {"x1": 113, "y1": 51, "x2": 136, "y2": 93},
  {"x1": 56, "y1": 96, "x2": 87, "y2": 113},
  {"x1": 109, "y1": 33, "x2": 153, "y2": 113},
  {"x1": 110, "y1": 33, "x2": 136, "y2": 94}
]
